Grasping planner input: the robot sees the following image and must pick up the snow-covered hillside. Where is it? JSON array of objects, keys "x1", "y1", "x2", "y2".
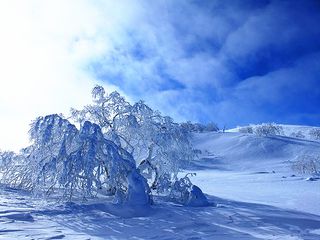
[
  {"x1": 190, "y1": 131, "x2": 320, "y2": 216},
  {"x1": 1, "y1": 127, "x2": 320, "y2": 239}
]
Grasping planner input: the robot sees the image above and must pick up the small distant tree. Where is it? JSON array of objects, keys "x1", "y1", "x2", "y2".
[
  {"x1": 204, "y1": 122, "x2": 219, "y2": 132},
  {"x1": 253, "y1": 123, "x2": 283, "y2": 136},
  {"x1": 180, "y1": 121, "x2": 195, "y2": 132},
  {"x1": 291, "y1": 155, "x2": 320, "y2": 176},
  {"x1": 290, "y1": 131, "x2": 305, "y2": 139},
  {"x1": 309, "y1": 128, "x2": 320, "y2": 140},
  {"x1": 192, "y1": 123, "x2": 206, "y2": 132},
  {"x1": 238, "y1": 126, "x2": 253, "y2": 134},
  {"x1": 180, "y1": 121, "x2": 219, "y2": 133}
]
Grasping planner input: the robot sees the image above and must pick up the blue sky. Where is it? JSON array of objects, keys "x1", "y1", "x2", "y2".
[
  {"x1": 88, "y1": 0, "x2": 320, "y2": 127},
  {"x1": 0, "y1": 0, "x2": 319, "y2": 150}
]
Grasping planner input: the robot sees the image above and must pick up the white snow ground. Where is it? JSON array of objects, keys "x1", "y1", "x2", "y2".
[
  {"x1": 191, "y1": 132, "x2": 320, "y2": 215},
  {"x1": 1, "y1": 129, "x2": 320, "y2": 239}
]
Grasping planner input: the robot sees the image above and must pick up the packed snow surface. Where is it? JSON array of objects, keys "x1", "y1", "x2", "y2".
[{"x1": 1, "y1": 128, "x2": 320, "y2": 239}]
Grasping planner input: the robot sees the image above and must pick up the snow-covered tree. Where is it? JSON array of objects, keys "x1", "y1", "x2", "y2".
[
  {"x1": 70, "y1": 85, "x2": 195, "y2": 191},
  {"x1": 170, "y1": 173, "x2": 209, "y2": 206},
  {"x1": 253, "y1": 123, "x2": 283, "y2": 136},
  {"x1": 238, "y1": 126, "x2": 254, "y2": 134},
  {"x1": 291, "y1": 154, "x2": 320, "y2": 176},
  {"x1": 309, "y1": 128, "x2": 320, "y2": 140},
  {"x1": 290, "y1": 131, "x2": 305, "y2": 139},
  {"x1": 0, "y1": 150, "x2": 16, "y2": 169},
  {"x1": 180, "y1": 121, "x2": 219, "y2": 133},
  {"x1": 1, "y1": 114, "x2": 151, "y2": 204},
  {"x1": 1, "y1": 86, "x2": 208, "y2": 206}
]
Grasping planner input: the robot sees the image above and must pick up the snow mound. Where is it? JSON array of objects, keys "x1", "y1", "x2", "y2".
[{"x1": 186, "y1": 185, "x2": 210, "y2": 207}]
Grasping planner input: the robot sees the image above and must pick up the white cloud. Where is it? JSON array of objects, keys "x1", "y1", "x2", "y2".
[
  {"x1": 0, "y1": 0, "x2": 127, "y2": 151},
  {"x1": 1, "y1": 0, "x2": 318, "y2": 150}
]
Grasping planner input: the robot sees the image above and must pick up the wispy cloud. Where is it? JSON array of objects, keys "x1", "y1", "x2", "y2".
[
  {"x1": 0, "y1": 0, "x2": 319, "y2": 150},
  {"x1": 87, "y1": 0, "x2": 320, "y2": 127}
]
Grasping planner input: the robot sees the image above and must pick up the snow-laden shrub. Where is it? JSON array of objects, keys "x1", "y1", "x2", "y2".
[
  {"x1": 170, "y1": 174, "x2": 209, "y2": 207},
  {"x1": 1, "y1": 114, "x2": 151, "y2": 204},
  {"x1": 70, "y1": 85, "x2": 195, "y2": 191},
  {"x1": 290, "y1": 131, "x2": 305, "y2": 139},
  {"x1": 253, "y1": 123, "x2": 283, "y2": 136},
  {"x1": 291, "y1": 155, "x2": 320, "y2": 175},
  {"x1": 153, "y1": 173, "x2": 172, "y2": 194},
  {"x1": 0, "y1": 150, "x2": 16, "y2": 169},
  {"x1": 309, "y1": 128, "x2": 320, "y2": 140},
  {"x1": 1, "y1": 86, "x2": 209, "y2": 207},
  {"x1": 180, "y1": 121, "x2": 219, "y2": 133},
  {"x1": 238, "y1": 126, "x2": 253, "y2": 134}
]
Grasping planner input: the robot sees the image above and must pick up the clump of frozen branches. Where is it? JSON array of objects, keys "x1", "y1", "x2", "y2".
[
  {"x1": 290, "y1": 131, "x2": 305, "y2": 139},
  {"x1": 170, "y1": 173, "x2": 209, "y2": 206},
  {"x1": 180, "y1": 121, "x2": 219, "y2": 133},
  {"x1": 70, "y1": 85, "x2": 195, "y2": 192},
  {"x1": 253, "y1": 123, "x2": 283, "y2": 136},
  {"x1": 309, "y1": 128, "x2": 320, "y2": 140},
  {"x1": 1, "y1": 85, "x2": 208, "y2": 206},
  {"x1": 1, "y1": 114, "x2": 151, "y2": 204},
  {"x1": 291, "y1": 154, "x2": 320, "y2": 176},
  {"x1": 237, "y1": 123, "x2": 283, "y2": 136},
  {"x1": 0, "y1": 150, "x2": 16, "y2": 170},
  {"x1": 238, "y1": 126, "x2": 254, "y2": 134}
]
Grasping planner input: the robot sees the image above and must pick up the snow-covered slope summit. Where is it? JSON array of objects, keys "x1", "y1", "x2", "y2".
[
  {"x1": 227, "y1": 124, "x2": 320, "y2": 141},
  {"x1": 191, "y1": 131, "x2": 320, "y2": 171},
  {"x1": 189, "y1": 130, "x2": 320, "y2": 215}
]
